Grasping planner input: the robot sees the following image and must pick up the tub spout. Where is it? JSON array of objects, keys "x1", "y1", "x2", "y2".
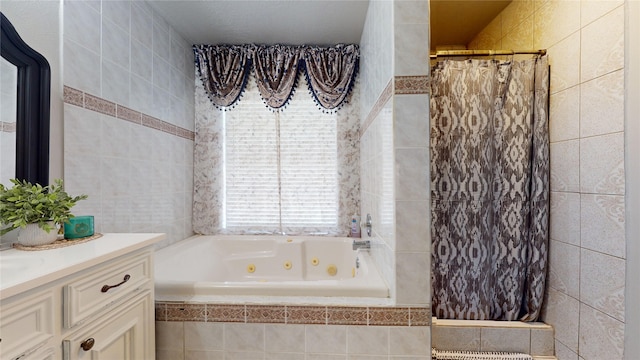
[{"x1": 352, "y1": 240, "x2": 370, "y2": 251}]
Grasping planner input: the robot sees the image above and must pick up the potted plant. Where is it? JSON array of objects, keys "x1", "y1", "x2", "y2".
[{"x1": 0, "y1": 179, "x2": 88, "y2": 246}]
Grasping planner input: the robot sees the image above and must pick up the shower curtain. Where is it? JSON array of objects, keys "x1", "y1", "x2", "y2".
[{"x1": 430, "y1": 56, "x2": 549, "y2": 321}]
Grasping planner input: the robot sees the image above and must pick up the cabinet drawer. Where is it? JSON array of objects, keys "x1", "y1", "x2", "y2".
[
  {"x1": 0, "y1": 290, "x2": 54, "y2": 360},
  {"x1": 63, "y1": 251, "x2": 152, "y2": 328},
  {"x1": 63, "y1": 291, "x2": 154, "y2": 360}
]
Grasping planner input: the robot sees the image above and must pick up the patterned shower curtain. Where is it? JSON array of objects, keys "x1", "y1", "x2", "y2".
[{"x1": 430, "y1": 56, "x2": 550, "y2": 321}]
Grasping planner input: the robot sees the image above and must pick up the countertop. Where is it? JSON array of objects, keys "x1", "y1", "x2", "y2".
[{"x1": 0, "y1": 233, "x2": 164, "y2": 300}]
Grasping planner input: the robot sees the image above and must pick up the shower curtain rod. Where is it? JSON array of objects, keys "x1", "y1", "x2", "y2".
[{"x1": 429, "y1": 49, "x2": 547, "y2": 59}]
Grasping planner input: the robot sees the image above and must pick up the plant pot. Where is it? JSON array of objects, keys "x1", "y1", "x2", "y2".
[{"x1": 17, "y1": 222, "x2": 58, "y2": 246}]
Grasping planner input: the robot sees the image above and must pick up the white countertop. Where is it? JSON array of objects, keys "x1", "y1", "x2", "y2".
[{"x1": 0, "y1": 233, "x2": 164, "y2": 300}]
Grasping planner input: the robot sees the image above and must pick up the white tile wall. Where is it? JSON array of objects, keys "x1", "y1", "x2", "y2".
[
  {"x1": 361, "y1": 100, "x2": 396, "y2": 299},
  {"x1": 580, "y1": 194, "x2": 625, "y2": 257},
  {"x1": 392, "y1": 1, "x2": 430, "y2": 308},
  {"x1": 550, "y1": 140, "x2": 579, "y2": 192},
  {"x1": 541, "y1": 289, "x2": 579, "y2": 352},
  {"x1": 393, "y1": 24, "x2": 429, "y2": 76},
  {"x1": 580, "y1": 70, "x2": 624, "y2": 138},
  {"x1": 549, "y1": 192, "x2": 580, "y2": 246},
  {"x1": 548, "y1": 239, "x2": 580, "y2": 298},
  {"x1": 549, "y1": 86, "x2": 579, "y2": 142},
  {"x1": 360, "y1": 0, "x2": 430, "y2": 309},
  {"x1": 63, "y1": 0, "x2": 195, "y2": 130},
  {"x1": 469, "y1": 2, "x2": 627, "y2": 358},
  {"x1": 580, "y1": 5, "x2": 624, "y2": 82},
  {"x1": 359, "y1": 0, "x2": 393, "y2": 118},
  {"x1": 63, "y1": 0, "x2": 195, "y2": 248},
  {"x1": 578, "y1": 304, "x2": 624, "y2": 359},
  {"x1": 579, "y1": 249, "x2": 625, "y2": 322},
  {"x1": 579, "y1": 132, "x2": 624, "y2": 195}
]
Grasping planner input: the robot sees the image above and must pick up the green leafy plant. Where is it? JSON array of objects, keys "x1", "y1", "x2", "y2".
[{"x1": 0, "y1": 179, "x2": 88, "y2": 235}]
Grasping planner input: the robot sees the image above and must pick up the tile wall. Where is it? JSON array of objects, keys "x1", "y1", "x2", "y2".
[
  {"x1": 360, "y1": 0, "x2": 431, "y2": 307},
  {"x1": 62, "y1": 0, "x2": 195, "y2": 249},
  {"x1": 359, "y1": 0, "x2": 393, "y2": 119},
  {"x1": 469, "y1": 1, "x2": 626, "y2": 359},
  {"x1": 389, "y1": 1, "x2": 431, "y2": 308},
  {"x1": 359, "y1": 0, "x2": 397, "y2": 301}
]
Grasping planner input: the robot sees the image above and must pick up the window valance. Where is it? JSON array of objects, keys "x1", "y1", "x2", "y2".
[
  {"x1": 193, "y1": 45, "x2": 252, "y2": 108},
  {"x1": 193, "y1": 44, "x2": 359, "y2": 111}
]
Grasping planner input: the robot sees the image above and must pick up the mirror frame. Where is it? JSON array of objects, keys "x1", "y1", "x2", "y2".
[{"x1": 1, "y1": 12, "x2": 50, "y2": 186}]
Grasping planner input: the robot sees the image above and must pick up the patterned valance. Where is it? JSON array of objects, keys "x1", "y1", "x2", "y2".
[
  {"x1": 253, "y1": 45, "x2": 301, "y2": 109},
  {"x1": 193, "y1": 44, "x2": 359, "y2": 111},
  {"x1": 194, "y1": 45, "x2": 252, "y2": 108},
  {"x1": 303, "y1": 44, "x2": 359, "y2": 110}
]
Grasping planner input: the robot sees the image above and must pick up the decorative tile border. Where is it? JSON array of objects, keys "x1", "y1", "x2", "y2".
[
  {"x1": 165, "y1": 303, "x2": 207, "y2": 321},
  {"x1": 0, "y1": 121, "x2": 16, "y2": 133},
  {"x1": 155, "y1": 302, "x2": 430, "y2": 327},
  {"x1": 287, "y1": 305, "x2": 328, "y2": 325},
  {"x1": 63, "y1": 85, "x2": 195, "y2": 141},
  {"x1": 395, "y1": 75, "x2": 430, "y2": 95},
  {"x1": 360, "y1": 79, "x2": 393, "y2": 137},
  {"x1": 360, "y1": 75, "x2": 430, "y2": 137}
]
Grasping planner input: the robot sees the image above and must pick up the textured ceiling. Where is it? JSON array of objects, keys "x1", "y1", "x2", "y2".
[{"x1": 148, "y1": 0, "x2": 510, "y2": 49}]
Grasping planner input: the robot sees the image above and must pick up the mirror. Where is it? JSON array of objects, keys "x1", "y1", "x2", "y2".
[
  {"x1": 0, "y1": 12, "x2": 50, "y2": 186},
  {"x1": 1, "y1": 56, "x2": 17, "y2": 186}
]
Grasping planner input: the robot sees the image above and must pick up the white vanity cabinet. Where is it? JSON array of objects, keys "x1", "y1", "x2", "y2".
[{"x1": 0, "y1": 233, "x2": 163, "y2": 360}]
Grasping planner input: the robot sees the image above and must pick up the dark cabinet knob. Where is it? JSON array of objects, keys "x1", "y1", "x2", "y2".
[{"x1": 81, "y1": 337, "x2": 95, "y2": 351}]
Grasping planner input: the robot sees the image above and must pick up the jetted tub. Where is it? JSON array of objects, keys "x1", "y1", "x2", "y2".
[{"x1": 154, "y1": 235, "x2": 389, "y2": 298}]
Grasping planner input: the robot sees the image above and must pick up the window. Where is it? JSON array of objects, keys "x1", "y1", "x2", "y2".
[{"x1": 223, "y1": 76, "x2": 338, "y2": 233}]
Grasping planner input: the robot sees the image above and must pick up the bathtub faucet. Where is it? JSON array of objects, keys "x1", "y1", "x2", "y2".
[{"x1": 352, "y1": 240, "x2": 370, "y2": 251}]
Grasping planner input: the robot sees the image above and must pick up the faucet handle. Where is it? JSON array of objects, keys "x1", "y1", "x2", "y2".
[{"x1": 365, "y1": 214, "x2": 372, "y2": 237}]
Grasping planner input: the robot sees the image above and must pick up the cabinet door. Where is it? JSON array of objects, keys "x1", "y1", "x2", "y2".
[
  {"x1": 0, "y1": 289, "x2": 54, "y2": 360},
  {"x1": 62, "y1": 291, "x2": 154, "y2": 360}
]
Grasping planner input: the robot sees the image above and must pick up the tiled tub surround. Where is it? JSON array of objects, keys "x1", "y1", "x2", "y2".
[
  {"x1": 155, "y1": 302, "x2": 431, "y2": 359},
  {"x1": 63, "y1": 87, "x2": 194, "y2": 248}
]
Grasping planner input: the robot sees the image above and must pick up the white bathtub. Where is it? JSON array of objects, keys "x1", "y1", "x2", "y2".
[{"x1": 154, "y1": 235, "x2": 389, "y2": 299}]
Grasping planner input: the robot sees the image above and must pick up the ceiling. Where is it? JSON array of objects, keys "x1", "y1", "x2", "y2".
[
  {"x1": 147, "y1": 0, "x2": 370, "y2": 46},
  {"x1": 429, "y1": 0, "x2": 512, "y2": 51},
  {"x1": 148, "y1": 0, "x2": 510, "y2": 48}
]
